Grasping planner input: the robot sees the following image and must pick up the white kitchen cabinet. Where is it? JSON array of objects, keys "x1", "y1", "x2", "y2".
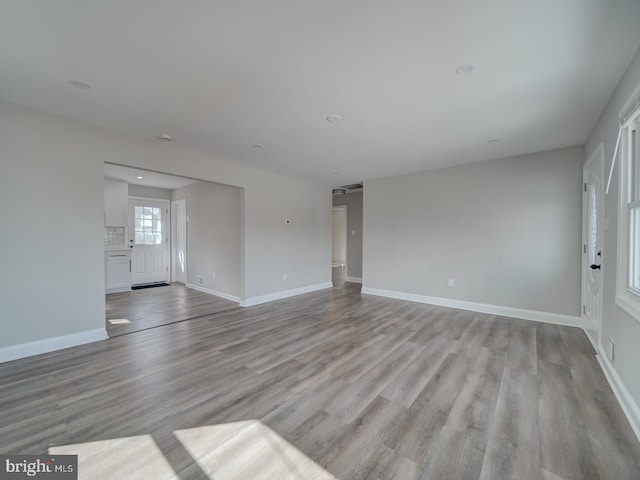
[
  {"x1": 105, "y1": 251, "x2": 131, "y2": 293},
  {"x1": 104, "y1": 180, "x2": 128, "y2": 226}
]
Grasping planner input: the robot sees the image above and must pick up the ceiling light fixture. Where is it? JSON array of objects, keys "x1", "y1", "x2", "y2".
[
  {"x1": 136, "y1": 176, "x2": 143, "y2": 180},
  {"x1": 69, "y1": 80, "x2": 91, "y2": 90},
  {"x1": 252, "y1": 144, "x2": 263, "y2": 149},
  {"x1": 327, "y1": 114, "x2": 342, "y2": 123},
  {"x1": 158, "y1": 134, "x2": 173, "y2": 142},
  {"x1": 455, "y1": 64, "x2": 476, "y2": 75}
]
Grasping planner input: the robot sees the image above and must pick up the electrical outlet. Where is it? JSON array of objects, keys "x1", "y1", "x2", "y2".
[
  {"x1": 283, "y1": 273, "x2": 287, "y2": 280},
  {"x1": 448, "y1": 279, "x2": 455, "y2": 287},
  {"x1": 195, "y1": 275, "x2": 204, "y2": 286},
  {"x1": 607, "y1": 336, "x2": 615, "y2": 365},
  {"x1": 352, "y1": 230, "x2": 356, "y2": 236}
]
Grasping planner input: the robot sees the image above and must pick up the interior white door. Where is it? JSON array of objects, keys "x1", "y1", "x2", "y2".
[
  {"x1": 171, "y1": 199, "x2": 187, "y2": 284},
  {"x1": 582, "y1": 146, "x2": 605, "y2": 339},
  {"x1": 129, "y1": 198, "x2": 169, "y2": 285}
]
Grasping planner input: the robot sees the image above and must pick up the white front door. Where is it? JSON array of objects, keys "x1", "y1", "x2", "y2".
[
  {"x1": 582, "y1": 145, "x2": 605, "y2": 340},
  {"x1": 129, "y1": 198, "x2": 169, "y2": 285}
]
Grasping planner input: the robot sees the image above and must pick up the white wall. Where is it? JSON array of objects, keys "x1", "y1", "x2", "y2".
[
  {"x1": 0, "y1": 100, "x2": 331, "y2": 355},
  {"x1": 0, "y1": 102, "x2": 106, "y2": 349},
  {"x1": 128, "y1": 184, "x2": 172, "y2": 200},
  {"x1": 585, "y1": 46, "x2": 640, "y2": 417},
  {"x1": 172, "y1": 181, "x2": 242, "y2": 298},
  {"x1": 363, "y1": 146, "x2": 583, "y2": 318}
]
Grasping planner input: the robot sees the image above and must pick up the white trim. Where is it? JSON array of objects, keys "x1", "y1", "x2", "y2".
[
  {"x1": 606, "y1": 127, "x2": 621, "y2": 195},
  {"x1": 345, "y1": 276, "x2": 362, "y2": 283},
  {"x1": 361, "y1": 287, "x2": 580, "y2": 327},
  {"x1": 106, "y1": 286, "x2": 131, "y2": 294},
  {"x1": 128, "y1": 196, "x2": 171, "y2": 285},
  {"x1": 0, "y1": 329, "x2": 108, "y2": 364},
  {"x1": 186, "y1": 283, "x2": 241, "y2": 303},
  {"x1": 596, "y1": 346, "x2": 640, "y2": 442},
  {"x1": 616, "y1": 102, "x2": 640, "y2": 325},
  {"x1": 619, "y1": 81, "x2": 640, "y2": 125},
  {"x1": 583, "y1": 327, "x2": 598, "y2": 351},
  {"x1": 241, "y1": 282, "x2": 333, "y2": 307},
  {"x1": 581, "y1": 143, "x2": 605, "y2": 345}
]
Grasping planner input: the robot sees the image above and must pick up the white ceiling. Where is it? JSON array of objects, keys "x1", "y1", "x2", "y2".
[
  {"x1": 104, "y1": 163, "x2": 199, "y2": 190},
  {"x1": 2, "y1": 1, "x2": 640, "y2": 187}
]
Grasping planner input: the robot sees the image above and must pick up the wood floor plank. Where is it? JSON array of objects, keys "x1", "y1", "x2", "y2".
[
  {"x1": 506, "y1": 322, "x2": 537, "y2": 375},
  {"x1": 324, "y1": 341, "x2": 424, "y2": 422},
  {"x1": 537, "y1": 360, "x2": 600, "y2": 479},
  {"x1": 445, "y1": 346, "x2": 503, "y2": 435},
  {"x1": 479, "y1": 368, "x2": 540, "y2": 480},
  {"x1": 379, "y1": 333, "x2": 454, "y2": 407},
  {"x1": 536, "y1": 323, "x2": 571, "y2": 366},
  {"x1": 384, "y1": 352, "x2": 472, "y2": 462}
]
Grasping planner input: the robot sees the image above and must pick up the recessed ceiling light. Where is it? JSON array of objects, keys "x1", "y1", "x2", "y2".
[
  {"x1": 455, "y1": 64, "x2": 476, "y2": 75},
  {"x1": 69, "y1": 80, "x2": 91, "y2": 90},
  {"x1": 487, "y1": 139, "x2": 500, "y2": 143},
  {"x1": 136, "y1": 176, "x2": 143, "y2": 180},
  {"x1": 252, "y1": 144, "x2": 263, "y2": 149},
  {"x1": 158, "y1": 134, "x2": 173, "y2": 142},
  {"x1": 327, "y1": 114, "x2": 342, "y2": 123}
]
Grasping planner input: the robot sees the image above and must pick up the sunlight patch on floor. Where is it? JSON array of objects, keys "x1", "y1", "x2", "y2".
[
  {"x1": 174, "y1": 421, "x2": 335, "y2": 479},
  {"x1": 108, "y1": 318, "x2": 131, "y2": 325},
  {"x1": 48, "y1": 421, "x2": 335, "y2": 480},
  {"x1": 50, "y1": 435, "x2": 177, "y2": 480}
]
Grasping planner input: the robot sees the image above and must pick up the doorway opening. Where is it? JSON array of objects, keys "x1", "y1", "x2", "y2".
[
  {"x1": 103, "y1": 163, "x2": 243, "y2": 337},
  {"x1": 332, "y1": 205, "x2": 348, "y2": 286}
]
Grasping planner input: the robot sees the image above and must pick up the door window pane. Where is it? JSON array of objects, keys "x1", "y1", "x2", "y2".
[{"x1": 134, "y1": 205, "x2": 163, "y2": 245}]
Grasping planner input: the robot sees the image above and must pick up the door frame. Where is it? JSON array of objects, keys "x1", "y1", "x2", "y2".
[
  {"x1": 128, "y1": 196, "x2": 171, "y2": 285},
  {"x1": 332, "y1": 205, "x2": 348, "y2": 268},
  {"x1": 581, "y1": 143, "x2": 605, "y2": 347},
  {"x1": 171, "y1": 198, "x2": 187, "y2": 283}
]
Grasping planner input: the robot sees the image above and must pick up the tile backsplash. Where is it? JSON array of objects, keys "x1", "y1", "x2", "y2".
[{"x1": 104, "y1": 226, "x2": 126, "y2": 246}]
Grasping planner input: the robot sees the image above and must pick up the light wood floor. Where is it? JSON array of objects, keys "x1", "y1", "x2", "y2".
[
  {"x1": 106, "y1": 283, "x2": 239, "y2": 337},
  {"x1": 2, "y1": 275, "x2": 640, "y2": 479}
]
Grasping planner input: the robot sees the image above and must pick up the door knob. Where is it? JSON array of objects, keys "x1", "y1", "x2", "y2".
[{"x1": 590, "y1": 264, "x2": 601, "y2": 270}]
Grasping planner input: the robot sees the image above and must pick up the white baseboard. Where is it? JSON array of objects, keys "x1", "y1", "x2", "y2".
[
  {"x1": 583, "y1": 326, "x2": 599, "y2": 351},
  {"x1": 596, "y1": 345, "x2": 640, "y2": 442},
  {"x1": 106, "y1": 286, "x2": 131, "y2": 294},
  {"x1": 186, "y1": 283, "x2": 241, "y2": 304},
  {"x1": 242, "y1": 282, "x2": 333, "y2": 307},
  {"x1": 345, "y1": 276, "x2": 362, "y2": 284},
  {"x1": 0, "y1": 329, "x2": 108, "y2": 364},
  {"x1": 361, "y1": 287, "x2": 581, "y2": 327}
]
